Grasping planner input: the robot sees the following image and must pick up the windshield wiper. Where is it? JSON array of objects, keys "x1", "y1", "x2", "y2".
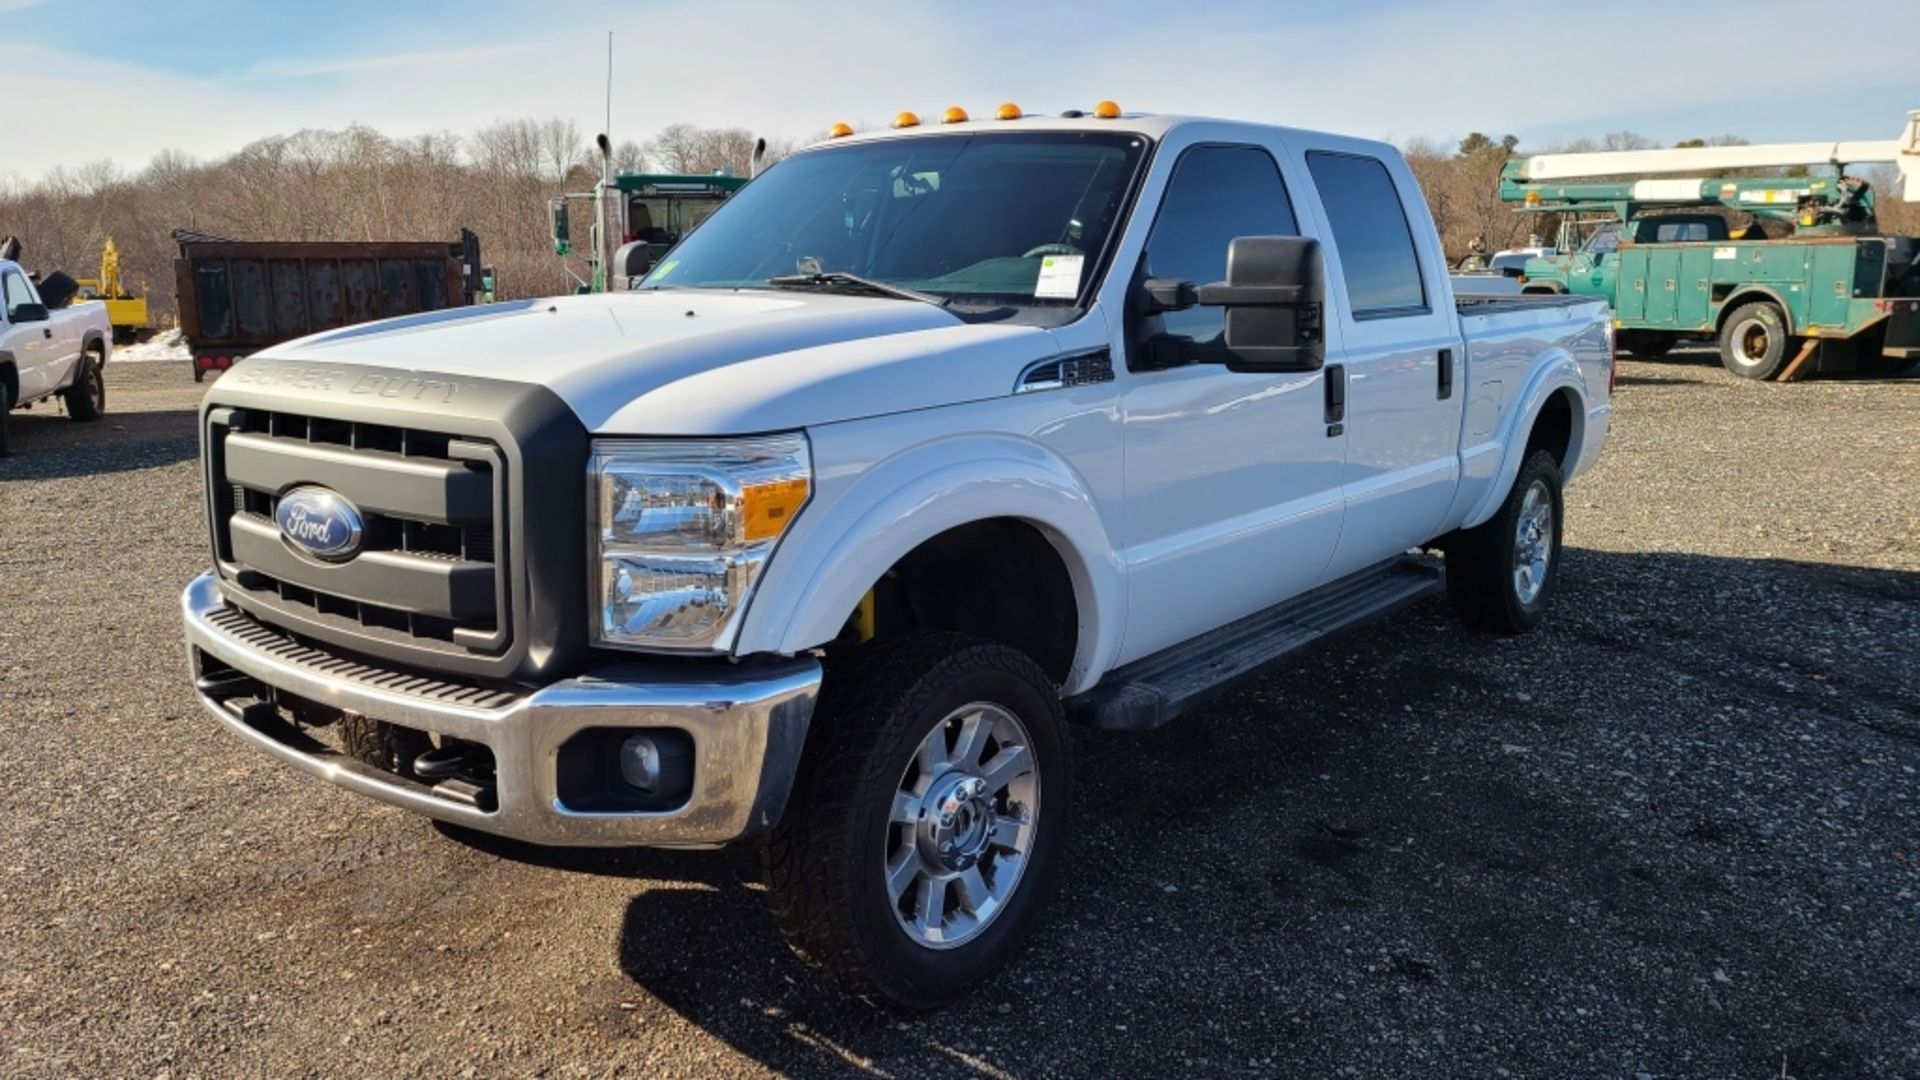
[{"x1": 765, "y1": 271, "x2": 950, "y2": 308}]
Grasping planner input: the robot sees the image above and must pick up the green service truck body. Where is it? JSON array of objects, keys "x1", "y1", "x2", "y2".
[{"x1": 1501, "y1": 165, "x2": 1920, "y2": 378}]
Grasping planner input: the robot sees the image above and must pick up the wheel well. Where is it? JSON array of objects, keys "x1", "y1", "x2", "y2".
[
  {"x1": 1526, "y1": 389, "x2": 1574, "y2": 471},
  {"x1": 861, "y1": 519, "x2": 1078, "y2": 685},
  {"x1": 0, "y1": 361, "x2": 15, "y2": 404},
  {"x1": 1716, "y1": 291, "x2": 1789, "y2": 334}
]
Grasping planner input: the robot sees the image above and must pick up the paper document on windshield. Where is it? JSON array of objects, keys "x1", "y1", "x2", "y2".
[{"x1": 1033, "y1": 255, "x2": 1084, "y2": 299}]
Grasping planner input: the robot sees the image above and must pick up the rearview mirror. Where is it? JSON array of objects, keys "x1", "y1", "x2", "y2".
[
  {"x1": 1196, "y1": 236, "x2": 1325, "y2": 372},
  {"x1": 8, "y1": 302, "x2": 48, "y2": 324},
  {"x1": 612, "y1": 241, "x2": 656, "y2": 284}
]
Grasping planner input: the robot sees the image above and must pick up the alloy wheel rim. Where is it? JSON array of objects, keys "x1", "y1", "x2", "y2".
[
  {"x1": 1512, "y1": 480, "x2": 1553, "y2": 606},
  {"x1": 884, "y1": 701, "x2": 1039, "y2": 950}
]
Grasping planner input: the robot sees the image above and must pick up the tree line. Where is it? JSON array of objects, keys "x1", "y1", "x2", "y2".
[{"x1": 1, "y1": 119, "x2": 1911, "y2": 323}]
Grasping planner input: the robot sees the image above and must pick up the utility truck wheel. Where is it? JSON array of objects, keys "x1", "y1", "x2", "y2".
[
  {"x1": 64, "y1": 349, "x2": 105, "y2": 421},
  {"x1": 1718, "y1": 302, "x2": 1788, "y2": 380},
  {"x1": 0, "y1": 379, "x2": 13, "y2": 457},
  {"x1": 1443, "y1": 449, "x2": 1564, "y2": 634},
  {"x1": 764, "y1": 632, "x2": 1069, "y2": 1009}
]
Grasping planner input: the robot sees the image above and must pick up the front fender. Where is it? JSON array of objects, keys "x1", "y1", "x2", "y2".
[
  {"x1": 734, "y1": 433, "x2": 1125, "y2": 695},
  {"x1": 1460, "y1": 349, "x2": 1589, "y2": 529}
]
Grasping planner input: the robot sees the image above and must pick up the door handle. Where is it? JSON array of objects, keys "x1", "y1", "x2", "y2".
[
  {"x1": 1438, "y1": 348, "x2": 1453, "y2": 400},
  {"x1": 1323, "y1": 364, "x2": 1345, "y2": 436}
]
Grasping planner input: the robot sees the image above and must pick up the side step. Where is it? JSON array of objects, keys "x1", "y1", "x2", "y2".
[{"x1": 1068, "y1": 556, "x2": 1444, "y2": 732}]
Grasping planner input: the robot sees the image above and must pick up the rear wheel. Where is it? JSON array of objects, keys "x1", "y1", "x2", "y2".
[
  {"x1": 1718, "y1": 301, "x2": 1789, "y2": 380},
  {"x1": 64, "y1": 348, "x2": 105, "y2": 421},
  {"x1": 1443, "y1": 449, "x2": 1564, "y2": 634},
  {"x1": 764, "y1": 632, "x2": 1070, "y2": 1008},
  {"x1": 0, "y1": 379, "x2": 13, "y2": 457}
]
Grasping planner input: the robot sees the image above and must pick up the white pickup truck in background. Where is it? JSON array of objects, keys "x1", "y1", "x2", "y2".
[
  {"x1": 181, "y1": 107, "x2": 1613, "y2": 1007},
  {"x1": 0, "y1": 258, "x2": 111, "y2": 455}
]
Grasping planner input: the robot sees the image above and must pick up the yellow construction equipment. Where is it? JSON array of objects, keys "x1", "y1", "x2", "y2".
[{"x1": 74, "y1": 238, "x2": 152, "y2": 344}]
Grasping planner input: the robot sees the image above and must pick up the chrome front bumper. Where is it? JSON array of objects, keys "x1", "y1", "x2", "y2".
[{"x1": 181, "y1": 572, "x2": 821, "y2": 847}]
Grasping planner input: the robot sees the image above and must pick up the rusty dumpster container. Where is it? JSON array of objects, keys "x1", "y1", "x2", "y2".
[{"x1": 174, "y1": 229, "x2": 483, "y2": 381}]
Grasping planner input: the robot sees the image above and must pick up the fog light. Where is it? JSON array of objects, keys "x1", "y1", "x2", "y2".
[{"x1": 620, "y1": 734, "x2": 663, "y2": 791}]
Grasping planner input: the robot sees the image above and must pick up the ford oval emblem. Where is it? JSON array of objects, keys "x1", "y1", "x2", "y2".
[{"x1": 275, "y1": 486, "x2": 366, "y2": 561}]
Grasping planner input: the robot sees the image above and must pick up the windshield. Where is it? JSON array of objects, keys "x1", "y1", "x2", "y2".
[{"x1": 641, "y1": 132, "x2": 1147, "y2": 317}]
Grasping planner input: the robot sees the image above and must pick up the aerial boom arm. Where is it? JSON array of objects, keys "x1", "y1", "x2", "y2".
[{"x1": 1508, "y1": 110, "x2": 1919, "y2": 201}]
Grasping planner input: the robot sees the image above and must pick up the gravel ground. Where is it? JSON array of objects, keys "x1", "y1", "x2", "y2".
[{"x1": 2, "y1": 355, "x2": 1916, "y2": 1078}]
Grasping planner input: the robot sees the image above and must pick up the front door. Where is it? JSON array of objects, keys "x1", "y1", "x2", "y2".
[
  {"x1": 1114, "y1": 142, "x2": 1346, "y2": 663},
  {"x1": 2, "y1": 268, "x2": 52, "y2": 402}
]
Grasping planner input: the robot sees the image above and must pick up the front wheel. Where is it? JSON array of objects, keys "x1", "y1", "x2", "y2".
[
  {"x1": 1442, "y1": 449, "x2": 1565, "y2": 634},
  {"x1": 764, "y1": 632, "x2": 1070, "y2": 1008}
]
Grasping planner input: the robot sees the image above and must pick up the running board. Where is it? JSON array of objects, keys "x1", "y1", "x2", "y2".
[{"x1": 1069, "y1": 557, "x2": 1444, "y2": 732}]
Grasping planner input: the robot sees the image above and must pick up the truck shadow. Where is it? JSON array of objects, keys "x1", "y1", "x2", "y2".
[
  {"x1": 482, "y1": 549, "x2": 1920, "y2": 1078},
  {"x1": 0, "y1": 407, "x2": 199, "y2": 481}
]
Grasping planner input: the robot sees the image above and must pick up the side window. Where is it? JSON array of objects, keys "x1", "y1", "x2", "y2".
[
  {"x1": 1305, "y1": 152, "x2": 1428, "y2": 318},
  {"x1": 2, "y1": 271, "x2": 35, "y2": 320},
  {"x1": 1143, "y1": 145, "x2": 1297, "y2": 350}
]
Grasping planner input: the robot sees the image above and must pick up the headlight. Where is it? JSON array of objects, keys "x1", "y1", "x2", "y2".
[{"x1": 591, "y1": 434, "x2": 811, "y2": 651}]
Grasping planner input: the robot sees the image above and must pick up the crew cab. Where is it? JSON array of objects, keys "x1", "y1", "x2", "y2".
[
  {"x1": 1, "y1": 259, "x2": 111, "y2": 455},
  {"x1": 180, "y1": 107, "x2": 1613, "y2": 1007}
]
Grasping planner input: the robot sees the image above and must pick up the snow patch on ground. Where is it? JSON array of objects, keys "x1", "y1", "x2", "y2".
[{"x1": 114, "y1": 329, "x2": 190, "y2": 363}]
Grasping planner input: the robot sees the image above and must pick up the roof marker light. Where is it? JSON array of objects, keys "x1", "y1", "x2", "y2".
[
  {"x1": 996, "y1": 102, "x2": 1023, "y2": 121},
  {"x1": 827, "y1": 122, "x2": 853, "y2": 139},
  {"x1": 1094, "y1": 100, "x2": 1122, "y2": 119},
  {"x1": 893, "y1": 111, "x2": 921, "y2": 129},
  {"x1": 942, "y1": 106, "x2": 969, "y2": 124}
]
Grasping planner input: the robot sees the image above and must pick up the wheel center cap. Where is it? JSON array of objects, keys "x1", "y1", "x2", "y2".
[{"x1": 918, "y1": 773, "x2": 994, "y2": 871}]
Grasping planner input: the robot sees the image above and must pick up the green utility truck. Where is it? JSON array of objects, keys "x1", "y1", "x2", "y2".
[
  {"x1": 552, "y1": 171, "x2": 748, "y2": 293},
  {"x1": 1500, "y1": 117, "x2": 1920, "y2": 380}
]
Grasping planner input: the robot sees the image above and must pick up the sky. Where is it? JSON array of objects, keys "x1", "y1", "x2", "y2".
[{"x1": 2, "y1": 0, "x2": 1917, "y2": 182}]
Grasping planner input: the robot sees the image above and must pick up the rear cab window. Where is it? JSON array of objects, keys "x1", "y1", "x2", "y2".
[{"x1": 1305, "y1": 151, "x2": 1429, "y2": 319}]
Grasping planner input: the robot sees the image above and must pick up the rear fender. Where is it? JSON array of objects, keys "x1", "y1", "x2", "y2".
[
  {"x1": 1461, "y1": 350, "x2": 1588, "y2": 529},
  {"x1": 734, "y1": 433, "x2": 1125, "y2": 695}
]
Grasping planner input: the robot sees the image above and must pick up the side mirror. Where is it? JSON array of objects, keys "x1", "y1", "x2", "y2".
[
  {"x1": 550, "y1": 198, "x2": 572, "y2": 255},
  {"x1": 8, "y1": 302, "x2": 48, "y2": 324},
  {"x1": 611, "y1": 240, "x2": 656, "y2": 285},
  {"x1": 1195, "y1": 236, "x2": 1325, "y2": 372}
]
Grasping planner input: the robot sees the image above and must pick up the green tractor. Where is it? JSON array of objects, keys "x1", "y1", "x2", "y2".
[
  {"x1": 551, "y1": 141, "x2": 752, "y2": 293},
  {"x1": 1501, "y1": 112, "x2": 1920, "y2": 380}
]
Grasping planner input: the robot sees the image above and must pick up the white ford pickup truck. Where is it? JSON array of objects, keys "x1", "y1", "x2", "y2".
[
  {"x1": 181, "y1": 108, "x2": 1612, "y2": 1006},
  {"x1": 1, "y1": 259, "x2": 111, "y2": 455}
]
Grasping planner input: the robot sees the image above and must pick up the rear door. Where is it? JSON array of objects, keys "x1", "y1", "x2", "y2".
[{"x1": 1292, "y1": 145, "x2": 1466, "y2": 578}]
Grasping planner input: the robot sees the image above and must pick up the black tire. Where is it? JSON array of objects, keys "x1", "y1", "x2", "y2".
[
  {"x1": 0, "y1": 378, "x2": 13, "y2": 457},
  {"x1": 764, "y1": 631, "x2": 1070, "y2": 1009},
  {"x1": 1442, "y1": 449, "x2": 1564, "y2": 634},
  {"x1": 1618, "y1": 331, "x2": 1674, "y2": 358},
  {"x1": 1718, "y1": 301, "x2": 1789, "y2": 379},
  {"x1": 64, "y1": 348, "x2": 105, "y2": 422}
]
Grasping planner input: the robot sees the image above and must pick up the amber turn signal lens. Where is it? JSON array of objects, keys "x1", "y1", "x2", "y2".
[
  {"x1": 893, "y1": 111, "x2": 920, "y2": 129},
  {"x1": 942, "y1": 106, "x2": 968, "y2": 124},
  {"x1": 995, "y1": 102, "x2": 1022, "y2": 120},
  {"x1": 1093, "y1": 100, "x2": 1121, "y2": 119},
  {"x1": 827, "y1": 122, "x2": 853, "y2": 138},
  {"x1": 741, "y1": 478, "x2": 810, "y2": 542}
]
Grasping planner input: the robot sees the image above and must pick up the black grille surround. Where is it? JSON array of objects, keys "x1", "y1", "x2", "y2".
[{"x1": 201, "y1": 358, "x2": 590, "y2": 684}]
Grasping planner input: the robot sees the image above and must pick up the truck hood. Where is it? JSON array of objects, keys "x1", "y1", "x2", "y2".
[{"x1": 259, "y1": 291, "x2": 1062, "y2": 434}]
